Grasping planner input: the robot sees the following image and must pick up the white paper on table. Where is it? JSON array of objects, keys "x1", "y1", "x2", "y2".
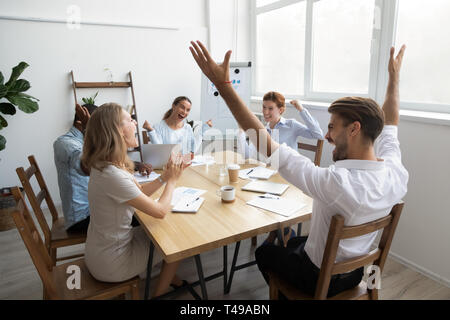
[
  {"x1": 246, "y1": 193, "x2": 306, "y2": 217},
  {"x1": 133, "y1": 172, "x2": 161, "y2": 184},
  {"x1": 172, "y1": 197, "x2": 205, "y2": 213},
  {"x1": 170, "y1": 187, "x2": 206, "y2": 206},
  {"x1": 190, "y1": 155, "x2": 216, "y2": 167},
  {"x1": 239, "y1": 166, "x2": 276, "y2": 180}
]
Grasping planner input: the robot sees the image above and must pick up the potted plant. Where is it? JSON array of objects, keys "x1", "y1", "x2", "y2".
[
  {"x1": 0, "y1": 61, "x2": 39, "y2": 151},
  {"x1": 0, "y1": 62, "x2": 39, "y2": 231}
]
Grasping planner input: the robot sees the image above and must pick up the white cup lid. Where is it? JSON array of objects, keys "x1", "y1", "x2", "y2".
[{"x1": 227, "y1": 164, "x2": 240, "y2": 170}]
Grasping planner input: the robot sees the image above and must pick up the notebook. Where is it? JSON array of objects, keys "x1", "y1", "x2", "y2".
[
  {"x1": 172, "y1": 197, "x2": 205, "y2": 213},
  {"x1": 247, "y1": 194, "x2": 305, "y2": 217},
  {"x1": 239, "y1": 166, "x2": 276, "y2": 180},
  {"x1": 241, "y1": 180, "x2": 289, "y2": 196},
  {"x1": 141, "y1": 144, "x2": 180, "y2": 169}
]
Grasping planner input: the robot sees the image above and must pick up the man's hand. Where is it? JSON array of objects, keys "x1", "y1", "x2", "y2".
[
  {"x1": 383, "y1": 45, "x2": 406, "y2": 126},
  {"x1": 75, "y1": 104, "x2": 90, "y2": 132},
  {"x1": 135, "y1": 162, "x2": 152, "y2": 176},
  {"x1": 388, "y1": 44, "x2": 406, "y2": 82},
  {"x1": 189, "y1": 41, "x2": 232, "y2": 88}
]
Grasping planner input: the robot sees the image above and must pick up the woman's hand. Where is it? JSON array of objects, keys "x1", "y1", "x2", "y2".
[
  {"x1": 161, "y1": 153, "x2": 185, "y2": 184},
  {"x1": 290, "y1": 100, "x2": 303, "y2": 112},
  {"x1": 206, "y1": 119, "x2": 213, "y2": 127},
  {"x1": 143, "y1": 120, "x2": 153, "y2": 131}
]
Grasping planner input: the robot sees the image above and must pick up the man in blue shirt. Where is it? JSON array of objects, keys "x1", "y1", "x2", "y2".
[{"x1": 54, "y1": 104, "x2": 152, "y2": 233}]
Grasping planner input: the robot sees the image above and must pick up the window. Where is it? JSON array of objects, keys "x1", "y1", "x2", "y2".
[
  {"x1": 311, "y1": 0, "x2": 375, "y2": 94},
  {"x1": 252, "y1": 0, "x2": 450, "y2": 113},
  {"x1": 396, "y1": 0, "x2": 450, "y2": 108},
  {"x1": 256, "y1": 1, "x2": 306, "y2": 94}
]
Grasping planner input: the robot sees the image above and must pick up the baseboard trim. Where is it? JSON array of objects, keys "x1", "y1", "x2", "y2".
[{"x1": 387, "y1": 250, "x2": 450, "y2": 289}]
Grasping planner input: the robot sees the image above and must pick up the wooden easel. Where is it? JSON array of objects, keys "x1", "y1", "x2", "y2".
[{"x1": 70, "y1": 71, "x2": 144, "y2": 162}]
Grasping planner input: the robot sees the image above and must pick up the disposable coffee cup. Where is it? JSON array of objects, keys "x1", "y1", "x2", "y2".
[
  {"x1": 227, "y1": 164, "x2": 240, "y2": 183},
  {"x1": 216, "y1": 185, "x2": 235, "y2": 203}
]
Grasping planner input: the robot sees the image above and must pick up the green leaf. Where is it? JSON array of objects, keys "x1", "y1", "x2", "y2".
[
  {"x1": 0, "y1": 134, "x2": 5, "y2": 151},
  {"x1": 5, "y1": 62, "x2": 29, "y2": 88},
  {"x1": 6, "y1": 93, "x2": 39, "y2": 113},
  {"x1": 0, "y1": 114, "x2": 7, "y2": 129},
  {"x1": 0, "y1": 84, "x2": 7, "y2": 98},
  {"x1": 14, "y1": 92, "x2": 39, "y2": 101},
  {"x1": 0, "y1": 72, "x2": 4, "y2": 85},
  {"x1": 0, "y1": 103, "x2": 16, "y2": 115},
  {"x1": 8, "y1": 79, "x2": 30, "y2": 93}
]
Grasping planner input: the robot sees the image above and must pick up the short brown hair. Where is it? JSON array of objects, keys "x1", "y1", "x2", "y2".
[
  {"x1": 263, "y1": 91, "x2": 285, "y2": 110},
  {"x1": 328, "y1": 97, "x2": 384, "y2": 143}
]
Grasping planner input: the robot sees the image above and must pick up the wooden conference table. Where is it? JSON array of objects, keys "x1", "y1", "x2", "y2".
[{"x1": 135, "y1": 151, "x2": 313, "y2": 300}]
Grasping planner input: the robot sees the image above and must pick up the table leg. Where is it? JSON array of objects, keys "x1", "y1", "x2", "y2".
[
  {"x1": 223, "y1": 245, "x2": 228, "y2": 293},
  {"x1": 225, "y1": 240, "x2": 241, "y2": 294},
  {"x1": 194, "y1": 254, "x2": 208, "y2": 300},
  {"x1": 144, "y1": 242, "x2": 155, "y2": 300}
]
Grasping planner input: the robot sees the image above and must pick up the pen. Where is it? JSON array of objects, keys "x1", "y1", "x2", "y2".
[
  {"x1": 186, "y1": 197, "x2": 200, "y2": 206},
  {"x1": 258, "y1": 195, "x2": 280, "y2": 199},
  {"x1": 246, "y1": 169, "x2": 254, "y2": 175}
]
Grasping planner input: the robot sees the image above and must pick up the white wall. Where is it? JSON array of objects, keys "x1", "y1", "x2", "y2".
[
  {"x1": 213, "y1": 0, "x2": 450, "y2": 286},
  {"x1": 0, "y1": 0, "x2": 207, "y2": 203}
]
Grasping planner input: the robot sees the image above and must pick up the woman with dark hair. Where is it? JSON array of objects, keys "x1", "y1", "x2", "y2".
[{"x1": 143, "y1": 96, "x2": 212, "y2": 157}]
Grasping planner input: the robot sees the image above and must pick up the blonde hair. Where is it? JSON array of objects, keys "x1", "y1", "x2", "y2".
[{"x1": 81, "y1": 102, "x2": 135, "y2": 174}]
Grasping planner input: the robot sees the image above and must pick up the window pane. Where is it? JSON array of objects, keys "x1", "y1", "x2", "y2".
[
  {"x1": 396, "y1": 0, "x2": 450, "y2": 105},
  {"x1": 312, "y1": 0, "x2": 375, "y2": 93},
  {"x1": 256, "y1": 0, "x2": 279, "y2": 8},
  {"x1": 256, "y1": 2, "x2": 306, "y2": 95}
]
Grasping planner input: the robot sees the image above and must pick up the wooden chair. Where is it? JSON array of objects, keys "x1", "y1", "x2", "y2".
[
  {"x1": 269, "y1": 202, "x2": 404, "y2": 300},
  {"x1": 298, "y1": 139, "x2": 324, "y2": 166},
  {"x1": 16, "y1": 155, "x2": 86, "y2": 266},
  {"x1": 10, "y1": 187, "x2": 140, "y2": 300}
]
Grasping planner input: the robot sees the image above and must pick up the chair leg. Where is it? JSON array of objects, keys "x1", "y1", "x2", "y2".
[
  {"x1": 269, "y1": 277, "x2": 278, "y2": 300},
  {"x1": 51, "y1": 248, "x2": 57, "y2": 266},
  {"x1": 131, "y1": 282, "x2": 140, "y2": 300},
  {"x1": 251, "y1": 236, "x2": 257, "y2": 246}
]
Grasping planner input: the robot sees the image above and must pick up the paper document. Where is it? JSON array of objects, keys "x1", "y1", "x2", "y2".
[
  {"x1": 239, "y1": 166, "x2": 276, "y2": 180},
  {"x1": 170, "y1": 187, "x2": 206, "y2": 206},
  {"x1": 190, "y1": 155, "x2": 216, "y2": 167},
  {"x1": 133, "y1": 172, "x2": 161, "y2": 184},
  {"x1": 247, "y1": 193, "x2": 305, "y2": 217},
  {"x1": 172, "y1": 197, "x2": 205, "y2": 213},
  {"x1": 241, "y1": 180, "x2": 289, "y2": 196}
]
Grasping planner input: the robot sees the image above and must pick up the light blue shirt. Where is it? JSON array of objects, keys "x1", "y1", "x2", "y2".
[
  {"x1": 238, "y1": 108, "x2": 324, "y2": 159},
  {"x1": 147, "y1": 120, "x2": 210, "y2": 154},
  {"x1": 53, "y1": 126, "x2": 89, "y2": 230}
]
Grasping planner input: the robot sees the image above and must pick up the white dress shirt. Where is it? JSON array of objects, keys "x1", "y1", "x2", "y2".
[{"x1": 269, "y1": 125, "x2": 409, "y2": 268}]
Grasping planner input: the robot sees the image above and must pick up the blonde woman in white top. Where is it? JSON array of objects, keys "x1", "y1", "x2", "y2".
[{"x1": 81, "y1": 102, "x2": 188, "y2": 298}]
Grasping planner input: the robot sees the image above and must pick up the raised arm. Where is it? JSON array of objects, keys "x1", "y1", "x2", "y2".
[
  {"x1": 189, "y1": 41, "x2": 279, "y2": 157},
  {"x1": 382, "y1": 45, "x2": 406, "y2": 126}
]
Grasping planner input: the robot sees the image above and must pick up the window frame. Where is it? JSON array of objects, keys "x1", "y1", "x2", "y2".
[{"x1": 251, "y1": 0, "x2": 450, "y2": 114}]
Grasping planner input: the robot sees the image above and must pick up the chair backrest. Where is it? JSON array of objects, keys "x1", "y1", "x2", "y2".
[
  {"x1": 16, "y1": 155, "x2": 59, "y2": 248},
  {"x1": 298, "y1": 140, "x2": 324, "y2": 166},
  {"x1": 314, "y1": 202, "x2": 404, "y2": 299},
  {"x1": 11, "y1": 187, "x2": 59, "y2": 299}
]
